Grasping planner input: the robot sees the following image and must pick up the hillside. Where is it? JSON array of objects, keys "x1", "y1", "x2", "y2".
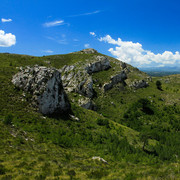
[{"x1": 0, "y1": 49, "x2": 180, "y2": 179}]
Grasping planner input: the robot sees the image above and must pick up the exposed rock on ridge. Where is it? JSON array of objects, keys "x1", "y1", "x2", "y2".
[
  {"x1": 130, "y1": 80, "x2": 149, "y2": 89},
  {"x1": 12, "y1": 65, "x2": 71, "y2": 115},
  {"x1": 76, "y1": 48, "x2": 98, "y2": 54},
  {"x1": 103, "y1": 71, "x2": 127, "y2": 92},
  {"x1": 85, "y1": 56, "x2": 111, "y2": 74},
  {"x1": 60, "y1": 55, "x2": 112, "y2": 109}
]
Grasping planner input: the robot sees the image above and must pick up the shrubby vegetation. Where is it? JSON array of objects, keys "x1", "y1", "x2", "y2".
[{"x1": 0, "y1": 53, "x2": 179, "y2": 179}]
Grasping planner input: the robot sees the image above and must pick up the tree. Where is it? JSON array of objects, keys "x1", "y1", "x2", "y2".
[{"x1": 156, "y1": 80, "x2": 162, "y2": 90}]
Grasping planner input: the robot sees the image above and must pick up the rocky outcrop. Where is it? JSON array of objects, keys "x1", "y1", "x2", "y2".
[
  {"x1": 85, "y1": 56, "x2": 111, "y2": 74},
  {"x1": 61, "y1": 55, "x2": 112, "y2": 99},
  {"x1": 62, "y1": 69, "x2": 95, "y2": 98},
  {"x1": 103, "y1": 71, "x2": 127, "y2": 92},
  {"x1": 78, "y1": 48, "x2": 98, "y2": 54},
  {"x1": 130, "y1": 80, "x2": 149, "y2": 89},
  {"x1": 12, "y1": 65, "x2": 71, "y2": 115}
]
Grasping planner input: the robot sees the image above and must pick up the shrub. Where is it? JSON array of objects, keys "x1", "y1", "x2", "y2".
[
  {"x1": 156, "y1": 80, "x2": 162, "y2": 90},
  {"x1": 0, "y1": 164, "x2": 6, "y2": 175},
  {"x1": 67, "y1": 170, "x2": 76, "y2": 180},
  {"x1": 97, "y1": 118, "x2": 110, "y2": 128},
  {"x1": 86, "y1": 168, "x2": 109, "y2": 179},
  {"x1": 3, "y1": 114, "x2": 13, "y2": 125}
]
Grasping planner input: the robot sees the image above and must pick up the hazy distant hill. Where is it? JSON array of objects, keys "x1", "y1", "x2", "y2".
[{"x1": 140, "y1": 66, "x2": 180, "y2": 76}]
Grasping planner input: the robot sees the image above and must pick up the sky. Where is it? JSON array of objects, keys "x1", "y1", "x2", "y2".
[{"x1": 0, "y1": 0, "x2": 180, "y2": 68}]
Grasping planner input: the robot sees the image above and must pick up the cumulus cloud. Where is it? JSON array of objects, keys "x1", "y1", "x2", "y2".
[
  {"x1": 0, "y1": 30, "x2": 16, "y2": 47},
  {"x1": 90, "y1": 32, "x2": 96, "y2": 37},
  {"x1": 1, "y1": 18, "x2": 12, "y2": 23},
  {"x1": 99, "y1": 35, "x2": 180, "y2": 67},
  {"x1": 43, "y1": 20, "x2": 64, "y2": 27},
  {"x1": 84, "y1": 44, "x2": 90, "y2": 48}
]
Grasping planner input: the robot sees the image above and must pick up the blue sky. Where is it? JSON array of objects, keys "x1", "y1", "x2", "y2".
[{"x1": 0, "y1": 0, "x2": 180, "y2": 68}]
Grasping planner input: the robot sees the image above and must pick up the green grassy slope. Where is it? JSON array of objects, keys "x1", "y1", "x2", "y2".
[{"x1": 0, "y1": 52, "x2": 180, "y2": 179}]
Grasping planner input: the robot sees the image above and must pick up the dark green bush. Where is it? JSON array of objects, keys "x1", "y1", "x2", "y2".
[
  {"x1": 97, "y1": 118, "x2": 110, "y2": 128},
  {"x1": 4, "y1": 114, "x2": 13, "y2": 125},
  {"x1": 86, "y1": 168, "x2": 109, "y2": 179},
  {"x1": 156, "y1": 80, "x2": 162, "y2": 90},
  {"x1": 0, "y1": 164, "x2": 6, "y2": 175}
]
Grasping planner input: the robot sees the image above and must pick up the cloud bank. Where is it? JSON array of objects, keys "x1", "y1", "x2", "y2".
[
  {"x1": 1, "y1": 18, "x2": 12, "y2": 23},
  {"x1": 0, "y1": 30, "x2": 16, "y2": 47},
  {"x1": 43, "y1": 20, "x2": 64, "y2": 27},
  {"x1": 99, "y1": 35, "x2": 180, "y2": 67}
]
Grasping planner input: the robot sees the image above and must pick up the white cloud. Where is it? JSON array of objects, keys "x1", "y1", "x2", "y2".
[
  {"x1": 84, "y1": 44, "x2": 90, "y2": 48},
  {"x1": 1, "y1": 18, "x2": 12, "y2": 23},
  {"x1": 99, "y1": 35, "x2": 180, "y2": 67},
  {"x1": 42, "y1": 50, "x2": 53, "y2": 53},
  {"x1": 68, "y1": 10, "x2": 100, "y2": 17},
  {"x1": 0, "y1": 30, "x2": 16, "y2": 47},
  {"x1": 90, "y1": 32, "x2": 96, "y2": 37},
  {"x1": 43, "y1": 20, "x2": 64, "y2": 27}
]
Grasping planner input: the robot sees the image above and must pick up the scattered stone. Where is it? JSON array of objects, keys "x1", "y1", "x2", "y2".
[
  {"x1": 70, "y1": 115, "x2": 80, "y2": 121},
  {"x1": 12, "y1": 65, "x2": 71, "y2": 115},
  {"x1": 92, "y1": 156, "x2": 108, "y2": 164},
  {"x1": 44, "y1": 60, "x2": 51, "y2": 64}
]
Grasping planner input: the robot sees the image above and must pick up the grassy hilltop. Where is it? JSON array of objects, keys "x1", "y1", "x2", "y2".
[{"x1": 0, "y1": 50, "x2": 180, "y2": 179}]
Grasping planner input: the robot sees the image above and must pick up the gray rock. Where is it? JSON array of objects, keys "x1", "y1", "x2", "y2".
[
  {"x1": 121, "y1": 62, "x2": 127, "y2": 69},
  {"x1": 79, "y1": 48, "x2": 98, "y2": 54},
  {"x1": 130, "y1": 80, "x2": 149, "y2": 89},
  {"x1": 77, "y1": 76, "x2": 94, "y2": 98},
  {"x1": 111, "y1": 71, "x2": 127, "y2": 84},
  {"x1": 92, "y1": 156, "x2": 108, "y2": 164},
  {"x1": 85, "y1": 56, "x2": 111, "y2": 74},
  {"x1": 103, "y1": 71, "x2": 127, "y2": 92},
  {"x1": 78, "y1": 97, "x2": 97, "y2": 110},
  {"x1": 12, "y1": 65, "x2": 71, "y2": 115}
]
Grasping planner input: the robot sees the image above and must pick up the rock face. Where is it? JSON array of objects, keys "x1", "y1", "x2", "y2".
[
  {"x1": 130, "y1": 80, "x2": 149, "y2": 89},
  {"x1": 85, "y1": 56, "x2": 111, "y2": 74},
  {"x1": 103, "y1": 71, "x2": 127, "y2": 92},
  {"x1": 12, "y1": 65, "x2": 71, "y2": 115},
  {"x1": 61, "y1": 55, "x2": 112, "y2": 99}
]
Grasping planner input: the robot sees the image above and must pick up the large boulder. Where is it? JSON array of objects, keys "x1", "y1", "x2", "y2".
[{"x1": 12, "y1": 65, "x2": 71, "y2": 115}]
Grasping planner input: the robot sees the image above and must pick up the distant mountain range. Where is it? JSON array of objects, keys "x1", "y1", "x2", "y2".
[{"x1": 140, "y1": 66, "x2": 180, "y2": 76}]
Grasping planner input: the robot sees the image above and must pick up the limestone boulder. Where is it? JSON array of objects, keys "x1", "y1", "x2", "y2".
[{"x1": 12, "y1": 65, "x2": 71, "y2": 115}]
